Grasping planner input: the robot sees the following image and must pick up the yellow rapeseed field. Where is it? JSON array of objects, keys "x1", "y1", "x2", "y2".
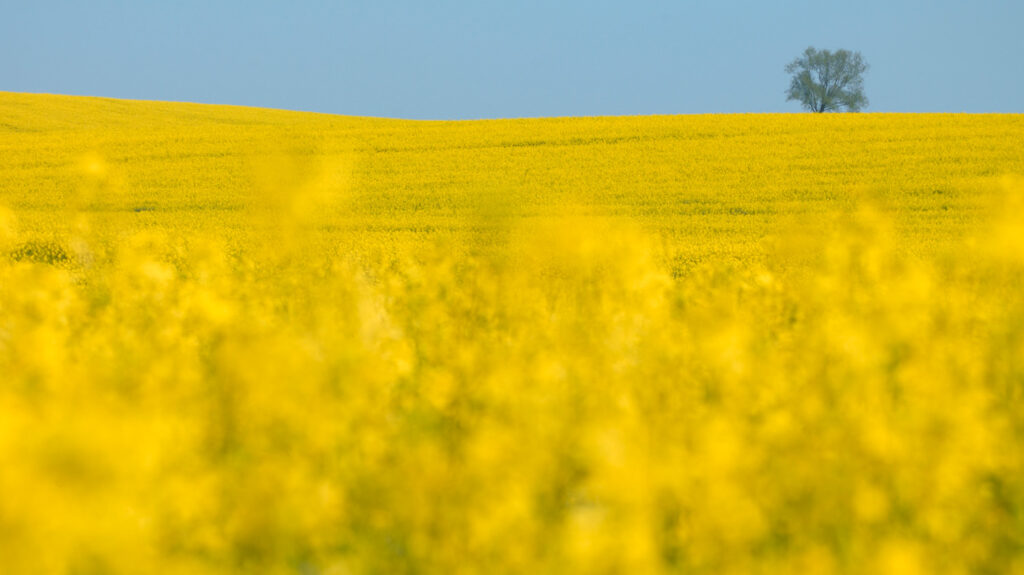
[{"x1": 2, "y1": 91, "x2": 1024, "y2": 574}]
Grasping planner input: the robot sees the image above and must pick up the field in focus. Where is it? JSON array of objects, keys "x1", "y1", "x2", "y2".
[{"x1": 2, "y1": 92, "x2": 1024, "y2": 574}]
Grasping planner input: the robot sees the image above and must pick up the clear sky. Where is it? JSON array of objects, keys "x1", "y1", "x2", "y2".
[{"x1": 2, "y1": 0, "x2": 1022, "y2": 119}]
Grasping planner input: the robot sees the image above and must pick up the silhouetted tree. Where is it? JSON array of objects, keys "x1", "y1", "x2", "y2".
[{"x1": 786, "y1": 47, "x2": 868, "y2": 113}]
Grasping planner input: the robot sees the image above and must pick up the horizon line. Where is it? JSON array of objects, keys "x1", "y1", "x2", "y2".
[{"x1": 2, "y1": 90, "x2": 1018, "y2": 122}]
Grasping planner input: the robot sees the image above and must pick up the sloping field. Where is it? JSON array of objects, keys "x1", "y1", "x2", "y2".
[{"x1": 2, "y1": 92, "x2": 1024, "y2": 574}]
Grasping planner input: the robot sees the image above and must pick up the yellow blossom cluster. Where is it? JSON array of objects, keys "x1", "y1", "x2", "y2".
[{"x1": 1, "y1": 92, "x2": 1024, "y2": 574}]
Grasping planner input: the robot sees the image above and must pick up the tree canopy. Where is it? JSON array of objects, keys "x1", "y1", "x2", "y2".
[{"x1": 786, "y1": 47, "x2": 868, "y2": 113}]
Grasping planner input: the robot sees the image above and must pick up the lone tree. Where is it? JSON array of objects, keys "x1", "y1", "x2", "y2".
[{"x1": 786, "y1": 47, "x2": 868, "y2": 112}]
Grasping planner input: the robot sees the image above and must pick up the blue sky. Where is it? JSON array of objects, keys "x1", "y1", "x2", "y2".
[{"x1": 2, "y1": 0, "x2": 1022, "y2": 119}]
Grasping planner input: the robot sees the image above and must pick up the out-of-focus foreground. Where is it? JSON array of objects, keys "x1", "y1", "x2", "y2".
[{"x1": 2, "y1": 92, "x2": 1024, "y2": 574}]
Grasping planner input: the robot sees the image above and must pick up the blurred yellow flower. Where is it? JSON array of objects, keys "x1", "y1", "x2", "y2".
[{"x1": 1, "y1": 92, "x2": 1023, "y2": 573}]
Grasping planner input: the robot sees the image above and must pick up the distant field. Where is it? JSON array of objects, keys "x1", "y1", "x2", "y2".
[{"x1": 2, "y1": 92, "x2": 1024, "y2": 574}]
